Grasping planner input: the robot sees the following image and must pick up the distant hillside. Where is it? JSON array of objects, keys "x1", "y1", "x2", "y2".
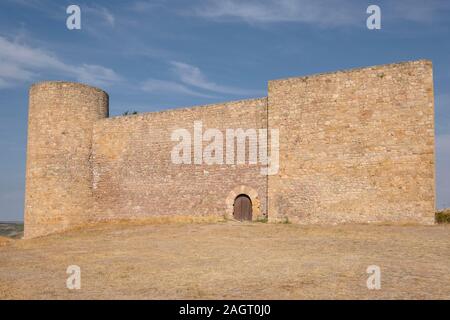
[
  {"x1": 436, "y1": 209, "x2": 450, "y2": 224},
  {"x1": 0, "y1": 223, "x2": 24, "y2": 239}
]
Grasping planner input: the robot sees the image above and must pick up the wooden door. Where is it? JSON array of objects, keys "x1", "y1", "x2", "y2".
[{"x1": 233, "y1": 195, "x2": 252, "y2": 221}]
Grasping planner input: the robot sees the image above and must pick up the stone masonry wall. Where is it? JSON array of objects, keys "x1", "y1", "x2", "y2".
[
  {"x1": 91, "y1": 98, "x2": 268, "y2": 222},
  {"x1": 24, "y1": 60, "x2": 436, "y2": 238},
  {"x1": 24, "y1": 82, "x2": 109, "y2": 238},
  {"x1": 267, "y1": 60, "x2": 435, "y2": 224}
]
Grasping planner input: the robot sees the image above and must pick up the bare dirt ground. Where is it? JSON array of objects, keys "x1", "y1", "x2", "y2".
[{"x1": 0, "y1": 221, "x2": 449, "y2": 299}]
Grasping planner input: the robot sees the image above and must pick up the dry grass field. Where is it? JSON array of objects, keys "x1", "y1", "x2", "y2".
[{"x1": 0, "y1": 221, "x2": 449, "y2": 300}]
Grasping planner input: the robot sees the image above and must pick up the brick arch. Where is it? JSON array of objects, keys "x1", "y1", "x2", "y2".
[{"x1": 226, "y1": 185, "x2": 261, "y2": 221}]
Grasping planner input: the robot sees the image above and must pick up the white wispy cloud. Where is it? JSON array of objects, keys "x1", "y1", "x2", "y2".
[
  {"x1": 392, "y1": 0, "x2": 450, "y2": 24},
  {"x1": 84, "y1": 5, "x2": 116, "y2": 27},
  {"x1": 170, "y1": 61, "x2": 263, "y2": 96},
  {"x1": 7, "y1": 1, "x2": 117, "y2": 31},
  {"x1": 190, "y1": 0, "x2": 450, "y2": 27},
  {"x1": 0, "y1": 35, "x2": 121, "y2": 88},
  {"x1": 141, "y1": 79, "x2": 216, "y2": 98},
  {"x1": 130, "y1": 0, "x2": 166, "y2": 12},
  {"x1": 6, "y1": 0, "x2": 47, "y2": 10},
  {"x1": 141, "y1": 61, "x2": 262, "y2": 98},
  {"x1": 190, "y1": 0, "x2": 360, "y2": 27}
]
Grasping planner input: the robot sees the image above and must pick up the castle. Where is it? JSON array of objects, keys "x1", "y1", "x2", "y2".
[{"x1": 24, "y1": 60, "x2": 436, "y2": 238}]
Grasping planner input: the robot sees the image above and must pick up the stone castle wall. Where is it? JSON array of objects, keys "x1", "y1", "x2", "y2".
[
  {"x1": 91, "y1": 98, "x2": 268, "y2": 222},
  {"x1": 268, "y1": 60, "x2": 435, "y2": 224},
  {"x1": 24, "y1": 60, "x2": 436, "y2": 238}
]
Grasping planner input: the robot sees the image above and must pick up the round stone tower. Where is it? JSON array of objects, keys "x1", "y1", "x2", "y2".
[{"x1": 24, "y1": 82, "x2": 109, "y2": 238}]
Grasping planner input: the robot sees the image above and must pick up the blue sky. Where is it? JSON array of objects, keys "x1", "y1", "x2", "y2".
[{"x1": 0, "y1": 0, "x2": 449, "y2": 221}]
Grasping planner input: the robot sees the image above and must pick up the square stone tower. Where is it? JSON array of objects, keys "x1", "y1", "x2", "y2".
[{"x1": 267, "y1": 60, "x2": 435, "y2": 224}]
